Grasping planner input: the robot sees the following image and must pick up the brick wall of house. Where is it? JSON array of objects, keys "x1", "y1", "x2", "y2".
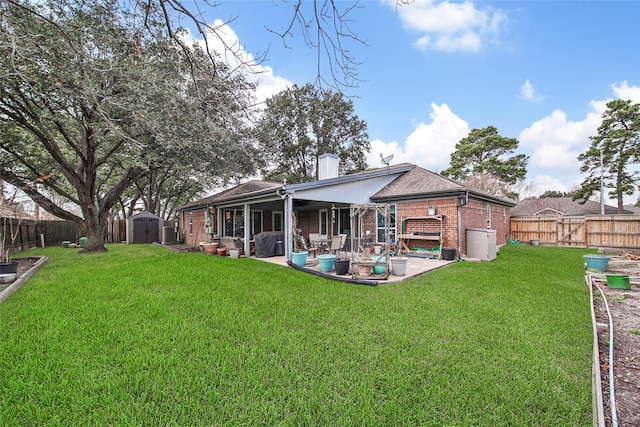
[
  {"x1": 460, "y1": 200, "x2": 511, "y2": 255},
  {"x1": 395, "y1": 198, "x2": 512, "y2": 257},
  {"x1": 490, "y1": 204, "x2": 511, "y2": 246},
  {"x1": 295, "y1": 209, "x2": 319, "y2": 237},
  {"x1": 362, "y1": 210, "x2": 377, "y2": 239},
  {"x1": 396, "y1": 198, "x2": 460, "y2": 252},
  {"x1": 180, "y1": 209, "x2": 208, "y2": 247}
]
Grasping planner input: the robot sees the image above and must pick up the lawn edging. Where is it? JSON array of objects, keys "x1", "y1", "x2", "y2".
[{"x1": 0, "y1": 256, "x2": 48, "y2": 304}]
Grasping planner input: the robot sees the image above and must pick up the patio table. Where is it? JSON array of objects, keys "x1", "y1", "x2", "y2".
[{"x1": 312, "y1": 238, "x2": 331, "y2": 255}]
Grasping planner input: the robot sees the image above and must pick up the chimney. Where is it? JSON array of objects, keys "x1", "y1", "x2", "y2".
[{"x1": 318, "y1": 153, "x2": 339, "y2": 180}]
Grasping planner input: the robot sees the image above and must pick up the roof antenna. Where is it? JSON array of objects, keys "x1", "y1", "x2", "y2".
[{"x1": 380, "y1": 153, "x2": 394, "y2": 169}]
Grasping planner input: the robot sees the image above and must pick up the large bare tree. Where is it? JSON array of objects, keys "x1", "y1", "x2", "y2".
[{"x1": 0, "y1": 0, "x2": 257, "y2": 251}]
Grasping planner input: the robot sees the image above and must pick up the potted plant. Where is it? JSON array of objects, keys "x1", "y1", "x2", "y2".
[{"x1": 291, "y1": 228, "x2": 308, "y2": 266}]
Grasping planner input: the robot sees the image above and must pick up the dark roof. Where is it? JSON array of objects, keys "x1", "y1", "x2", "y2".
[
  {"x1": 623, "y1": 205, "x2": 640, "y2": 214},
  {"x1": 512, "y1": 197, "x2": 633, "y2": 216},
  {"x1": 372, "y1": 166, "x2": 463, "y2": 198},
  {"x1": 177, "y1": 164, "x2": 517, "y2": 211},
  {"x1": 178, "y1": 180, "x2": 282, "y2": 211},
  {"x1": 371, "y1": 166, "x2": 516, "y2": 207}
]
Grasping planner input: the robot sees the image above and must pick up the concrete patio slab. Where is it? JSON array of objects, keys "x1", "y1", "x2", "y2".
[{"x1": 252, "y1": 254, "x2": 456, "y2": 284}]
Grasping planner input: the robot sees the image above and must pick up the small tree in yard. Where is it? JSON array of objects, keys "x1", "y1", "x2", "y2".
[{"x1": 575, "y1": 99, "x2": 640, "y2": 213}]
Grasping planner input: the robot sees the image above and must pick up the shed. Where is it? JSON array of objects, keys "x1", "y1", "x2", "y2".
[{"x1": 126, "y1": 211, "x2": 163, "y2": 244}]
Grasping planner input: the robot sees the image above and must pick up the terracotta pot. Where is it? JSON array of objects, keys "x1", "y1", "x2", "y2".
[
  {"x1": 216, "y1": 248, "x2": 227, "y2": 256},
  {"x1": 202, "y1": 243, "x2": 218, "y2": 255}
]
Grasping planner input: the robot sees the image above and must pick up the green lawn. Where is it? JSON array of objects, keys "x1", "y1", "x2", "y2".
[{"x1": 0, "y1": 244, "x2": 593, "y2": 425}]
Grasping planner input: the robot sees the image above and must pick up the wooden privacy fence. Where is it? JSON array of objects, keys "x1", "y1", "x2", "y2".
[
  {"x1": 1, "y1": 217, "x2": 127, "y2": 253},
  {"x1": 511, "y1": 215, "x2": 640, "y2": 249}
]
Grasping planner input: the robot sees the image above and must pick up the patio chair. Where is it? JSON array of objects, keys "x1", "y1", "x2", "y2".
[
  {"x1": 303, "y1": 237, "x2": 319, "y2": 258},
  {"x1": 328, "y1": 234, "x2": 346, "y2": 256},
  {"x1": 308, "y1": 233, "x2": 322, "y2": 256}
]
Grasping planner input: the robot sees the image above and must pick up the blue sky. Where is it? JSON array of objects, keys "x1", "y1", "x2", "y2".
[{"x1": 188, "y1": 0, "x2": 640, "y2": 202}]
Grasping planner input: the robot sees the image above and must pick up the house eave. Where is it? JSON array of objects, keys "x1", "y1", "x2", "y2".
[
  {"x1": 372, "y1": 189, "x2": 516, "y2": 207},
  {"x1": 284, "y1": 164, "x2": 415, "y2": 194},
  {"x1": 177, "y1": 187, "x2": 284, "y2": 212}
]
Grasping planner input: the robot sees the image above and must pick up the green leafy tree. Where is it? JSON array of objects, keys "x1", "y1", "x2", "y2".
[
  {"x1": 575, "y1": 99, "x2": 640, "y2": 213},
  {"x1": 441, "y1": 126, "x2": 528, "y2": 199},
  {"x1": 0, "y1": 0, "x2": 257, "y2": 252},
  {"x1": 540, "y1": 190, "x2": 570, "y2": 198},
  {"x1": 256, "y1": 84, "x2": 370, "y2": 183}
]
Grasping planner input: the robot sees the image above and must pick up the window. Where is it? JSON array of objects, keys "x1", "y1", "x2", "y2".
[
  {"x1": 188, "y1": 212, "x2": 193, "y2": 235},
  {"x1": 319, "y1": 209, "x2": 328, "y2": 236},
  {"x1": 338, "y1": 208, "x2": 350, "y2": 235},
  {"x1": 224, "y1": 210, "x2": 244, "y2": 237},
  {"x1": 235, "y1": 211, "x2": 244, "y2": 237},
  {"x1": 486, "y1": 205, "x2": 492, "y2": 228},
  {"x1": 251, "y1": 211, "x2": 263, "y2": 237},
  {"x1": 273, "y1": 211, "x2": 283, "y2": 232},
  {"x1": 377, "y1": 204, "x2": 396, "y2": 243}
]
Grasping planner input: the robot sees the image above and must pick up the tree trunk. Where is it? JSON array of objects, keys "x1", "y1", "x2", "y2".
[{"x1": 79, "y1": 211, "x2": 107, "y2": 253}]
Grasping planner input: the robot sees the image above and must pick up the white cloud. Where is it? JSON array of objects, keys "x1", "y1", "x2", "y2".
[
  {"x1": 392, "y1": 0, "x2": 507, "y2": 53},
  {"x1": 519, "y1": 102, "x2": 606, "y2": 174},
  {"x1": 519, "y1": 80, "x2": 545, "y2": 102},
  {"x1": 181, "y1": 20, "x2": 292, "y2": 107},
  {"x1": 526, "y1": 174, "x2": 578, "y2": 196},
  {"x1": 366, "y1": 103, "x2": 469, "y2": 172},
  {"x1": 611, "y1": 81, "x2": 640, "y2": 103}
]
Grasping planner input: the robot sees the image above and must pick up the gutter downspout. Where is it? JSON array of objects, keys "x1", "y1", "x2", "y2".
[
  {"x1": 284, "y1": 193, "x2": 293, "y2": 260},
  {"x1": 457, "y1": 203, "x2": 462, "y2": 259},
  {"x1": 457, "y1": 191, "x2": 468, "y2": 258}
]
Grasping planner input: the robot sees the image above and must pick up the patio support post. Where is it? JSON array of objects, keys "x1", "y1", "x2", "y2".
[
  {"x1": 284, "y1": 194, "x2": 293, "y2": 260},
  {"x1": 216, "y1": 207, "x2": 222, "y2": 241},
  {"x1": 244, "y1": 203, "x2": 250, "y2": 255}
]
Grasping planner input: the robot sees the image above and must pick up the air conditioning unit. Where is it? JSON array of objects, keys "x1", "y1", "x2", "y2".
[
  {"x1": 162, "y1": 226, "x2": 177, "y2": 244},
  {"x1": 466, "y1": 228, "x2": 497, "y2": 261}
]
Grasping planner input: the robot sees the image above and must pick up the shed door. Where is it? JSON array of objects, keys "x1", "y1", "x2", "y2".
[
  {"x1": 133, "y1": 217, "x2": 160, "y2": 244},
  {"x1": 133, "y1": 218, "x2": 147, "y2": 243},
  {"x1": 146, "y1": 218, "x2": 160, "y2": 243}
]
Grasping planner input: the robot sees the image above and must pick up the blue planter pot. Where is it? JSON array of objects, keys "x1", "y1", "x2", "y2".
[
  {"x1": 318, "y1": 254, "x2": 336, "y2": 272},
  {"x1": 584, "y1": 254, "x2": 610, "y2": 272},
  {"x1": 291, "y1": 251, "x2": 308, "y2": 267},
  {"x1": 371, "y1": 256, "x2": 386, "y2": 274}
]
